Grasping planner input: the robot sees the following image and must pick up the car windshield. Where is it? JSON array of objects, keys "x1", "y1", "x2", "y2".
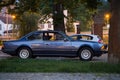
[{"x1": 58, "y1": 31, "x2": 74, "y2": 41}]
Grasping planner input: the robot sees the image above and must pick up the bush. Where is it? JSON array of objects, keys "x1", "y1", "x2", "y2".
[{"x1": 0, "y1": 40, "x2": 3, "y2": 46}]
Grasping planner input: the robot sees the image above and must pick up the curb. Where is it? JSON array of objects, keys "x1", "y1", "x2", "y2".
[{"x1": 0, "y1": 73, "x2": 120, "y2": 80}]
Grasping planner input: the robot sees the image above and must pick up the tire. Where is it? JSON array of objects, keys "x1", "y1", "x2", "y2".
[
  {"x1": 18, "y1": 47, "x2": 32, "y2": 59},
  {"x1": 32, "y1": 56, "x2": 37, "y2": 58},
  {"x1": 79, "y1": 47, "x2": 93, "y2": 61}
]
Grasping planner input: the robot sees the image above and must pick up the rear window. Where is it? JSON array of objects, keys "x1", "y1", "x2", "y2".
[
  {"x1": 71, "y1": 35, "x2": 93, "y2": 41},
  {"x1": 80, "y1": 35, "x2": 93, "y2": 40},
  {"x1": 27, "y1": 32, "x2": 43, "y2": 40},
  {"x1": 97, "y1": 36, "x2": 102, "y2": 40}
]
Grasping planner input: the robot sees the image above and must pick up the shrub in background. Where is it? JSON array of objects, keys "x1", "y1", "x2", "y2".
[{"x1": 0, "y1": 40, "x2": 3, "y2": 46}]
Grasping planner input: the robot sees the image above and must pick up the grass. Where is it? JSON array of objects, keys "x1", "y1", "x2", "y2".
[{"x1": 0, "y1": 58, "x2": 120, "y2": 73}]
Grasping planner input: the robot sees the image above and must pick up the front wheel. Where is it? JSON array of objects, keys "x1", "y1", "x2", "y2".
[
  {"x1": 79, "y1": 47, "x2": 93, "y2": 61},
  {"x1": 18, "y1": 47, "x2": 32, "y2": 59}
]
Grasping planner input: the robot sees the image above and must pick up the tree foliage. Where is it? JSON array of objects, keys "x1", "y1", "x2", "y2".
[
  {"x1": 8, "y1": 0, "x2": 42, "y2": 37},
  {"x1": 0, "y1": 0, "x2": 102, "y2": 34},
  {"x1": 0, "y1": 0, "x2": 15, "y2": 6},
  {"x1": 39, "y1": 0, "x2": 101, "y2": 32},
  {"x1": 0, "y1": 0, "x2": 15, "y2": 10},
  {"x1": 19, "y1": 12, "x2": 40, "y2": 37}
]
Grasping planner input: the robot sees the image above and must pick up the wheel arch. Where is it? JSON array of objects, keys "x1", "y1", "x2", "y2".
[
  {"x1": 16, "y1": 45, "x2": 32, "y2": 55},
  {"x1": 77, "y1": 45, "x2": 94, "y2": 56}
]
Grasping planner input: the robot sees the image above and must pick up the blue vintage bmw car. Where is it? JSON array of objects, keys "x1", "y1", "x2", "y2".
[{"x1": 1, "y1": 30, "x2": 107, "y2": 61}]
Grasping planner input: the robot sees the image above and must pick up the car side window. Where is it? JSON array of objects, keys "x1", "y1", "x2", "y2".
[
  {"x1": 55, "y1": 33, "x2": 64, "y2": 40},
  {"x1": 43, "y1": 32, "x2": 52, "y2": 40},
  {"x1": 27, "y1": 32, "x2": 43, "y2": 40},
  {"x1": 43, "y1": 32, "x2": 65, "y2": 41},
  {"x1": 71, "y1": 36, "x2": 78, "y2": 40},
  {"x1": 80, "y1": 35, "x2": 93, "y2": 40}
]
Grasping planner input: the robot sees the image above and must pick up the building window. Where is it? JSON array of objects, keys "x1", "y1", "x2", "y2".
[
  {"x1": 48, "y1": 22, "x2": 51, "y2": 28},
  {"x1": 0, "y1": 24, "x2": 2, "y2": 30},
  {"x1": 40, "y1": 24, "x2": 44, "y2": 29}
]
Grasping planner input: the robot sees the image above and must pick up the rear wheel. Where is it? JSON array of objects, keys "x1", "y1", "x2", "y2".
[
  {"x1": 18, "y1": 47, "x2": 32, "y2": 59},
  {"x1": 79, "y1": 47, "x2": 93, "y2": 61}
]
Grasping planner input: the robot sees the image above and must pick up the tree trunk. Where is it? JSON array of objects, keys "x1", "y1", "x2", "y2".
[
  {"x1": 53, "y1": 3, "x2": 65, "y2": 33},
  {"x1": 108, "y1": 0, "x2": 120, "y2": 63}
]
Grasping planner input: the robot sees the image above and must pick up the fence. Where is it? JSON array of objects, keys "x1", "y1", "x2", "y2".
[{"x1": 0, "y1": 36, "x2": 16, "y2": 41}]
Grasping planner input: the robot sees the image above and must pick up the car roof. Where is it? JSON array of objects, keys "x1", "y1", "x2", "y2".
[
  {"x1": 26, "y1": 30, "x2": 64, "y2": 34},
  {"x1": 70, "y1": 34, "x2": 99, "y2": 37},
  {"x1": 36, "y1": 30, "x2": 65, "y2": 33}
]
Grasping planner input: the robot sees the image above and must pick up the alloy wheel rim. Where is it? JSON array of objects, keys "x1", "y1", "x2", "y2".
[
  {"x1": 19, "y1": 49, "x2": 29, "y2": 59},
  {"x1": 81, "y1": 49, "x2": 91, "y2": 60}
]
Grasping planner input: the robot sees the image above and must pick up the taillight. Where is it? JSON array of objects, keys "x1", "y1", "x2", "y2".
[
  {"x1": 101, "y1": 44, "x2": 108, "y2": 51},
  {"x1": 98, "y1": 39, "x2": 103, "y2": 43},
  {"x1": 1, "y1": 41, "x2": 4, "y2": 49},
  {"x1": 101, "y1": 45, "x2": 105, "y2": 50}
]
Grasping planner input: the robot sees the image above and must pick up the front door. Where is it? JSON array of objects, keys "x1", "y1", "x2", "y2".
[{"x1": 43, "y1": 32, "x2": 74, "y2": 56}]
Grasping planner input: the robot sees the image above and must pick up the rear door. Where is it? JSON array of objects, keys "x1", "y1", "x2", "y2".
[{"x1": 26, "y1": 32, "x2": 46, "y2": 54}]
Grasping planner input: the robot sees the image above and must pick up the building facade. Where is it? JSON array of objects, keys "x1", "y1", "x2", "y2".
[{"x1": 0, "y1": 15, "x2": 13, "y2": 35}]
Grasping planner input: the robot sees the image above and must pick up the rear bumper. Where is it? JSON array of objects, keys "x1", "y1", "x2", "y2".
[
  {"x1": 1, "y1": 47, "x2": 16, "y2": 56},
  {"x1": 101, "y1": 44, "x2": 108, "y2": 53},
  {"x1": 94, "y1": 50, "x2": 108, "y2": 57},
  {"x1": 102, "y1": 50, "x2": 108, "y2": 54}
]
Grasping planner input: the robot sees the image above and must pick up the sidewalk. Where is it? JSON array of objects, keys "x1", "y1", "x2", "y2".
[{"x1": 0, "y1": 73, "x2": 120, "y2": 80}]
